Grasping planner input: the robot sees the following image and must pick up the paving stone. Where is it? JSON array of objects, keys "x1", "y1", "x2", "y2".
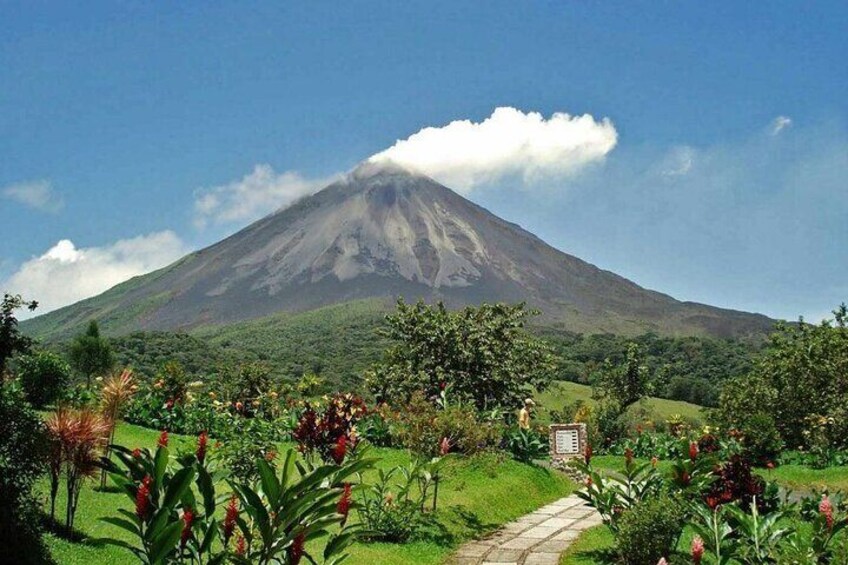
[
  {"x1": 524, "y1": 552, "x2": 561, "y2": 565},
  {"x1": 484, "y1": 548, "x2": 524, "y2": 562},
  {"x1": 456, "y1": 542, "x2": 494, "y2": 557},
  {"x1": 522, "y1": 525, "x2": 561, "y2": 539},
  {"x1": 500, "y1": 536, "x2": 539, "y2": 550},
  {"x1": 552, "y1": 529, "x2": 581, "y2": 541},
  {"x1": 535, "y1": 539, "x2": 573, "y2": 552},
  {"x1": 537, "y1": 517, "x2": 574, "y2": 530}
]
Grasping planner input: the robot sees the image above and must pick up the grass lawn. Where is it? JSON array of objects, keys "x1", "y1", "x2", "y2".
[
  {"x1": 40, "y1": 421, "x2": 575, "y2": 565},
  {"x1": 535, "y1": 381, "x2": 703, "y2": 424}
]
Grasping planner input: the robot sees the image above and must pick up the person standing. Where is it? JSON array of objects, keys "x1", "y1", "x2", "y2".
[{"x1": 518, "y1": 398, "x2": 535, "y2": 430}]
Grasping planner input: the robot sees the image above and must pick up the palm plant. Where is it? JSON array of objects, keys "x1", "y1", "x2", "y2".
[
  {"x1": 99, "y1": 369, "x2": 136, "y2": 487},
  {"x1": 46, "y1": 407, "x2": 110, "y2": 530}
]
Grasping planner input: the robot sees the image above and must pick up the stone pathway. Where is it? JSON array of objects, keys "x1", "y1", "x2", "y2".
[{"x1": 448, "y1": 494, "x2": 602, "y2": 565}]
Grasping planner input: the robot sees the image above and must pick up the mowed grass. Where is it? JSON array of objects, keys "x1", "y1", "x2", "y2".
[
  {"x1": 535, "y1": 381, "x2": 704, "y2": 424},
  {"x1": 41, "y1": 421, "x2": 575, "y2": 565}
]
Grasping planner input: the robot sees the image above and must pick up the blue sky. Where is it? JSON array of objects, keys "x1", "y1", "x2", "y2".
[{"x1": 1, "y1": 2, "x2": 846, "y2": 321}]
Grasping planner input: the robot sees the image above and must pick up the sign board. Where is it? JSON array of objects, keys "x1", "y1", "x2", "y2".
[{"x1": 549, "y1": 423, "x2": 587, "y2": 461}]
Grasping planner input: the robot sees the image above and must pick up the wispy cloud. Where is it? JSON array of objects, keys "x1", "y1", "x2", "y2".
[
  {"x1": 2, "y1": 179, "x2": 64, "y2": 213},
  {"x1": 770, "y1": 115, "x2": 792, "y2": 136},
  {"x1": 2, "y1": 231, "x2": 189, "y2": 318},
  {"x1": 193, "y1": 165, "x2": 337, "y2": 229},
  {"x1": 369, "y1": 106, "x2": 618, "y2": 192}
]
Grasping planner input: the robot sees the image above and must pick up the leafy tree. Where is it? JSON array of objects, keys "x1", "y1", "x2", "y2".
[
  {"x1": 0, "y1": 293, "x2": 38, "y2": 376},
  {"x1": 0, "y1": 382, "x2": 49, "y2": 564},
  {"x1": 714, "y1": 304, "x2": 848, "y2": 450},
  {"x1": 593, "y1": 343, "x2": 654, "y2": 410},
  {"x1": 69, "y1": 320, "x2": 114, "y2": 388},
  {"x1": 366, "y1": 300, "x2": 556, "y2": 411},
  {"x1": 17, "y1": 349, "x2": 72, "y2": 408}
]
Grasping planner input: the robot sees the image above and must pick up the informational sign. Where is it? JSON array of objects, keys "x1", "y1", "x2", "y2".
[{"x1": 549, "y1": 423, "x2": 587, "y2": 461}]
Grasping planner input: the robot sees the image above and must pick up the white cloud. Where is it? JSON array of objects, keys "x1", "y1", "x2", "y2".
[
  {"x1": 2, "y1": 179, "x2": 64, "y2": 213},
  {"x1": 368, "y1": 106, "x2": 618, "y2": 192},
  {"x1": 770, "y1": 115, "x2": 792, "y2": 136},
  {"x1": 193, "y1": 165, "x2": 336, "y2": 228},
  {"x1": 660, "y1": 145, "x2": 696, "y2": 177},
  {"x1": 2, "y1": 231, "x2": 189, "y2": 318}
]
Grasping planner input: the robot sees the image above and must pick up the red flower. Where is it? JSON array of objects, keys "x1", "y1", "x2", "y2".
[
  {"x1": 439, "y1": 437, "x2": 451, "y2": 456},
  {"x1": 165, "y1": 398, "x2": 175, "y2": 410},
  {"x1": 651, "y1": 456, "x2": 658, "y2": 468},
  {"x1": 265, "y1": 450, "x2": 277, "y2": 462},
  {"x1": 680, "y1": 470, "x2": 690, "y2": 486},
  {"x1": 584, "y1": 443, "x2": 593, "y2": 466},
  {"x1": 223, "y1": 495, "x2": 238, "y2": 541},
  {"x1": 135, "y1": 475, "x2": 152, "y2": 519},
  {"x1": 766, "y1": 461, "x2": 775, "y2": 470},
  {"x1": 692, "y1": 535, "x2": 705, "y2": 564},
  {"x1": 625, "y1": 448, "x2": 634, "y2": 466},
  {"x1": 439, "y1": 381, "x2": 446, "y2": 391},
  {"x1": 132, "y1": 447, "x2": 142, "y2": 459},
  {"x1": 235, "y1": 535, "x2": 246, "y2": 556},
  {"x1": 288, "y1": 532, "x2": 305, "y2": 565},
  {"x1": 196, "y1": 431, "x2": 208, "y2": 464},
  {"x1": 689, "y1": 441, "x2": 699, "y2": 462},
  {"x1": 337, "y1": 483, "x2": 352, "y2": 525},
  {"x1": 332, "y1": 435, "x2": 347, "y2": 465},
  {"x1": 158, "y1": 430, "x2": 169, "y2": 448},
  {"x1": 235, "y1": 401, "x2": 244, "y2": 412},
  {"x1": 180, "y1": 507, "x2": 195, "y2": 548},
  {"x1": 820, "y1": 495, "x2": 834, "y2": 530},
  {"x1": 705, "y1": 495, "x2": 720, "y2": 510}
]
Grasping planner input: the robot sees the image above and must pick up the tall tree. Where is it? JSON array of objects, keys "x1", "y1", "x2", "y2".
[
  {"x1": 69, "y1": 320, "x2": 114, "y2": 388},
  {"x1": 0, "y1": 293, "x2": 38, "y2": 376},
  {"x1": 366, "y1": 300, "x2": 556, "y2": 411}
]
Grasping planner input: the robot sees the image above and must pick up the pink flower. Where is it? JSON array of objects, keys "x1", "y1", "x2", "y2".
[
  {"x1": 439, "y1": 437, "x2": 451, "y2": 456},
  {"x1": 766, "y1": 461, "x2": 775, "y2": 470},
  {"x1": 692, "y1": 535, "x2": 705, "y2": 564},
  {"x1": 820, "y1": 495, "x2": 834, "y2": 530},
  {"x1": 157, "y1": 430, "x2": 169, "y2": 448},
  {"x1": 657, "y1": 559, "x2": 668, "y2": 565}
]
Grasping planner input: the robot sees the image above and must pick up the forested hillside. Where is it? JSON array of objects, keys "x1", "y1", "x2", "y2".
[{"x1": 77, "y1": 299, "x2": 758, "y2": 405}]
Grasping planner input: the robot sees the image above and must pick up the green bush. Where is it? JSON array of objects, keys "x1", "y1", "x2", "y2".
[
  {"x1": 504, "y1": 426, "x2": 548, "y2": 463},
  {"x1": 393, "y1": 392, "x2": 501, "y2": 459},
  {"x1": 0, "y1": 383, "x2": 49, "y2": 564},
  {"x1": 357, "y1": 465, "x2": 429, "y2": 543},
  {"x1": 615, "y1": 494, "x2": 686, "y2": 565},
  {"x1": 16, "y1": 350, "x2": 71, "y2": 408}
]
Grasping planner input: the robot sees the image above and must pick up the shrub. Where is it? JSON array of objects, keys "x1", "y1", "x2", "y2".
[
  {"x1": 357, "y1": 465, "x2": 430, "y2": 542},
  {"x1": 293, "y1": 393, "x2": 368, "y2": 464},
  {"x1": 0, "y1": 383, "x2": 48, "y2": 564},
  {"x1": 738, "y1": 412, "x2": 783, "y2": 463},
  {"x1": 393, "y1": 392, "x2": 501, "y2": 459},
  {"x1": 504, "y1": 426, "x2": 548, "y2": 463},
  {"x1": 614, "y1": 494, "x2": 686, "y2": 565},
  {"x1": 16, "y1": 350, "x2": 71, "y2": 408},
  {"x1": 216, "y1": 414, "x2": 282, "y2": 483}
]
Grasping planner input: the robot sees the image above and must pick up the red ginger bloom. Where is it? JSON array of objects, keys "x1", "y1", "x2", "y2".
[
  {"x1": 180, "y1": 507, "x2": 195, "y2": 548},
  {"x1": 332, "y1": 435, "x2": 347, "y2": 465},
  {"x1": 338, "y1": 483, "x2": 352, "y2": 525},
  {"x1": 196, "y1": 431, "x2": 208, "y2": 464},
  {"x1": 584, "y1": 443, "x2": 593, "y2": 466},
  {"x1": 135, "y1": 475, "x2": 153, "y2": 519},
  {"x1": 288, "y1": 532, "x2": 305, "y2": 565},
  {"x1": 820, "y1": 495, "x2": 834, "y2": 530},
  {"x1": 692, "y1": 535, "x2": 705, "y2": 564},
  {"x1": 689, "y1": 441, "x2": 699, "y2": 462},
  {"x1": 158, "y1": 430, "x2": 169, "y2": 448},
  {"x1": 625, "y1": 448, "x2": 634, "y2": 466},
  {"x1": 223, "y1": 495, "x2": 238, "y2": 541},
  {"x1": 235, "y1": 535, "x2": 246, "y2": 556},
  {"x1": 705, "y1": 495, "x2": 720, "y2": 510},
  {"x1": 651, "y1": 456, "x2": 658, "y2": 468},
  {"x1": 680, "y1": 470, "x2": 690, "y2": 486},
  {"x1": 132, "y1": 447, "x2": 142, "y2": 459}
]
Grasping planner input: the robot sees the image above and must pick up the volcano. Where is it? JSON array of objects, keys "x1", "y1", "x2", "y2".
[{"x1": 24, "y1": 161, "x2": 773, "y2": 339}]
